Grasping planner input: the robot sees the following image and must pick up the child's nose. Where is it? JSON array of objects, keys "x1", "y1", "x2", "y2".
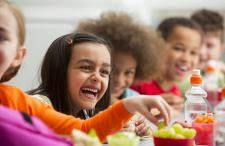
[
  {"x1": 115, "y1": 73, "x2": 126, "y2": 86},
  {"x1": 181, "y1": 52, "x2": 191, "y2": 62},
  {"x1": 90, "y1": 72, "x2": 101, "y2": 82}
]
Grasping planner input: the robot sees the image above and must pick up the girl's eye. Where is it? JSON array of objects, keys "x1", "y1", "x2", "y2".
[
  {"x1": 206, "y1": 43, "x2": 214, "y2": 49},
  {"x1": 173, "y1": 46, "x2": 184, "y2": 51},
  {"x1": 0, "y1": 35, "x2": 7, "y2": 42},
  {"x1": 191, "y1": 50, "x2": 199, "y2": 56},
  {"x1": 80, "y1": 65, "x2": 91, "y2": 71},
  {"x1": 101, "y1": 69, "x2": 110, "y2": 77},
  {"x1": 125, "y1": 71, "x2": 135, "y2": 76}
]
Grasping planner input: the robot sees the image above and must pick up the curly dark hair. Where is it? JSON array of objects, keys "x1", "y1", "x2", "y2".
[
  {"x1": 76, "y1": 11, "x2": 165, "y2": 80},
  {"x1": 191, "y1": 9, "x2": 224, "y2": 41}
]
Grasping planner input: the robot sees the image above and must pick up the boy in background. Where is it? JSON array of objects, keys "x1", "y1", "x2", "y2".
[
  {"x1": 178, "y1": 10, "x2": 225, "y2": 96},
  {"x1": 191, "y1": 9, "x2": 225, "y2": 76}
]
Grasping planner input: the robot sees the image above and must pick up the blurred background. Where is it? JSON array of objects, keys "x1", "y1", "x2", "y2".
[{"x1": 8, "y1": 0, "x2": 225, "y2": 90}]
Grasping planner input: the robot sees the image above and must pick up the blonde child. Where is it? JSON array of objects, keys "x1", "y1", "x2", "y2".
[
  {"x1": 132, "y1": 17, "x2": 202, "y2": 117},
  {"x1": 0, "y1": 0, "x2": 171, "y2": 142},
  {"x1": 76, "y1": 11, "x2": 166, "y2": 136}
]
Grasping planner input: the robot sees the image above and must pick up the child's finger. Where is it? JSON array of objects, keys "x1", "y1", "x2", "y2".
[
  {"x1": 135, "y1": 115, "x2": 145, "y2": 125},
  {"x1": 152, "y1": 97, "x2": 171, "y2": 124},
  {"x1": 154, "y1": 114, "x2": 163, "y2": 120},
  {"x1": 140, "y1": 107, "x2": 159, "y2": 125},
  {"x1": 136, "y1": 127, "x2": 148, "y2": 136},
  {"x1": 160, "y1": 97, "x2": 172, "y2": 123},
  {"x1": 135, "y1": 121, "x2": 146, "y2": 132}
]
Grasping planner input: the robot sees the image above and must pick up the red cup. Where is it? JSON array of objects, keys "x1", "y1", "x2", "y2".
[
  {"x1": 192, "y1": 122, "x2": 215, "y2": 146},
  {"x1": 206, "y1": 89, "x2": 220, "y2": 108},
  {"x1": 153, "y1": 137, "x2": 194, "y2": 146}
]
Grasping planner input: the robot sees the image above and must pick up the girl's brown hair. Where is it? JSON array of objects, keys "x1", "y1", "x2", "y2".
[{"x1": 29, "y1": 32, "x2": 112, "y2": 119}]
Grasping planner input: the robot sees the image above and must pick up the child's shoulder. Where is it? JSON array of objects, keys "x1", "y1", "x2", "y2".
[
  {"x1": 0, "y1": 83, "x2": 23, "y2": 93},
  {"x1": 0, "y1": 83, "x2": 30, "y2": 104},
  {"x1": 123, "y1": 88, "x2": 139, "y2": 97}
]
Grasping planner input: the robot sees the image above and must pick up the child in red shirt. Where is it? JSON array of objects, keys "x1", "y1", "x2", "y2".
[{"x1": 132, "y1": 17, "x2": 202, "y2": 117}]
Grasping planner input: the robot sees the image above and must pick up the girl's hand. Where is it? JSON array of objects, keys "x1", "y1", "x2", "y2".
[
  {"x1": 134, "y1": 115, "x2": 149, "y2": 136},
  {"x1": 123, "y1": 95, "x2": 171, "y2": 125},
  {"x1": 123, "y1": 114, "x2": 152, "y2": 137},
  {"x1": 122, "y1": 120, "x2": 135, "y2": 132}
]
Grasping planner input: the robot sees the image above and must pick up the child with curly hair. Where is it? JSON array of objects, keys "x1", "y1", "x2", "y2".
[
  {"x1": 76, "y1": 11, "x2": 166, "y2": 136},
  {"x1": 76, "y1": 11, "x2": 165, "y2": 103}
]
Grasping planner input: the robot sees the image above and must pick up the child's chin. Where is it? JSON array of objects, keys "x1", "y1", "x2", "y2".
[
  {"x1": 83, "y1": 103, "x2": 97, "y2": 110},
  {"x1": 174, "y1": 76, "x2": 185, "y2": 82}
]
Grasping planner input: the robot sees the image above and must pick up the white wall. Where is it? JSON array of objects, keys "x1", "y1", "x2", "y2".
[{"x1": 8, "y1": 0, "x2": 225, "y2": 90}]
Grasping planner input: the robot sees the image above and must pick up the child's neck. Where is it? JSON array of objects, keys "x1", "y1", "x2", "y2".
[
  {"x1": 71, "y1": 104, "x2": 82, "y2": 115},
  {"x1": 157, "y1": 79, "x2": 174, "y2": 91}
]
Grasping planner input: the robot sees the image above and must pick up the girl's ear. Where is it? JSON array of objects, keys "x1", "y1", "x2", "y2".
[{"x1": 11, "y1": 46, "x2": 27, "y2": 67}]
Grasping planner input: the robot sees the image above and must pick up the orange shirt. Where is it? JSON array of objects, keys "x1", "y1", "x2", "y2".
[{"x1": 0, "y1": 84, "x2": 132, "y2": 141}]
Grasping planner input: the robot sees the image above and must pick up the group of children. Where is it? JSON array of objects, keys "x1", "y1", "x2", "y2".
[
  {"x1": 1, "y1": 0, "x2": 225, "y2": 143},
  {"x1": 0, "y1": 0, "x2": 171, "y2": 142}
]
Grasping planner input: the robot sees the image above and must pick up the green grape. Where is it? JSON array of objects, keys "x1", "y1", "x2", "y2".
[
  {"x1": 172, "y1": 123, "x2": 183, "y2": 134},
  {"x1": 157, "y1": 129, "x2": 169, "y2": 138},
  {"x1": 168, "y1": 128, "x2": 176, "y2": 137},
  {"x1": 157, "y1": 128, "x2": 175, "y2": 138},
  {"x1": 154, "y1": 123, "x2": 196, "y2": 139},
  {"x1": 157, "y1": 121, "x2": 166, "y2": 129},
  {"x1": 181, "y1": 128, "x2": 196, "y2": 138},
  {"x1": 171, "y1": 133, "x2": 186, "y2": 139}
]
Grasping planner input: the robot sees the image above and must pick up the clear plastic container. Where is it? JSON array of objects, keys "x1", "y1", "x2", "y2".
[{"x1": 184, "y1": 69, "x2": 207, "y2": 124}]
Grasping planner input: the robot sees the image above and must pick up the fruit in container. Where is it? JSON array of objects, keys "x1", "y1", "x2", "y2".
[
  {"x1": 193, "y1": 114, "x2": 215, "y2": 123},
  {"x1": 153, "y1": 123, "x2": 196, "y2": 139}
]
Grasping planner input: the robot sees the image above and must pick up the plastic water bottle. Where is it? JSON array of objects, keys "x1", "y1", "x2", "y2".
[
  {"x1": 184, "y1": 69, "x2": 208, "y2": 123},
  {"x1": 204, "y1": 60, "x2": 220, "y2": 108},
  {"x1": 215, "y1": 87, "x2": 225, "y2": 146}
]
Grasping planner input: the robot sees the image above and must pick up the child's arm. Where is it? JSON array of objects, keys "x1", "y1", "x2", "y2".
[
  {"x1": 123, "y1": 95, "x2": 171, "y2": 125},
  {"x1": 0, "y1": 85, "x2": 171, "y2": 142},
  {"x1": 41, "y1": 95, "x2": 170, "y2": 141},
  {"x1": 40, "y1": 101, "x2": 131, "y2": 142}
]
